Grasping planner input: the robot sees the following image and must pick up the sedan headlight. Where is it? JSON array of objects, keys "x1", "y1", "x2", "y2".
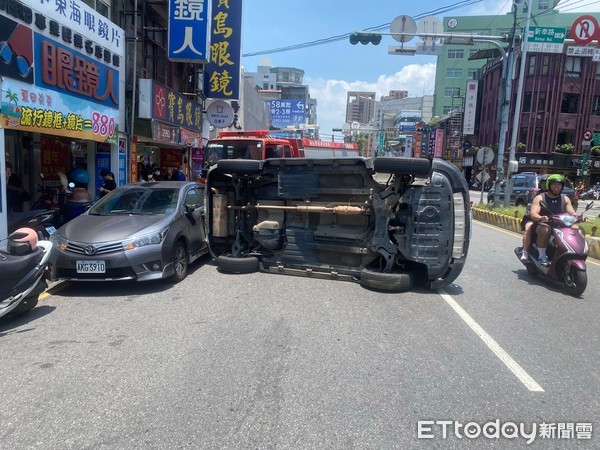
[
  {"x1": 50, "y1": 233, "x2": 69, "y2": 251},
  {"x1": 122, "y1": 227, "x2": 169, "y2": 250}
]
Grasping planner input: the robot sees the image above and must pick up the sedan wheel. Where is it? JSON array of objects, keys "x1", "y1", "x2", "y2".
[{"x1": 170, "y1": 241, "x2": 188, "y2": 282}]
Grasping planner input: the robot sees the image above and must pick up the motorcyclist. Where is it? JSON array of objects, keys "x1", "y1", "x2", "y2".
[
  {"x1": 520, "y1": 177, "x2": 548, "y2": 261},
  {"x1": 528, "y1": 174, "x2": 585, "y2": 266},
  {"x1": 61, "y1": 168, "x2": 92, "y2": 202}
]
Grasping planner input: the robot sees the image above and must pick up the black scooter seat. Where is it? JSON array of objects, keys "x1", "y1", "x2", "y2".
[{"x1": 0, "y1": 247, "x2": 43, "y2": 282}]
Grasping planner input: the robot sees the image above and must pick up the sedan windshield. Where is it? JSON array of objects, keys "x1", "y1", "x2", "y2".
[{"x1": 89, "y1": 188, "x2": 179, "y2": 215}]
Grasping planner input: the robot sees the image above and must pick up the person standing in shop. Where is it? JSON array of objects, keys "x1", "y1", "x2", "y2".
[{"x1": 6, "y1": 162, "x2": 28, "y2": 212}]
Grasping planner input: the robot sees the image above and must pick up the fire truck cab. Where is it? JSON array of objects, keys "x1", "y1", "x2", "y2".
[{"x1": 204, "y1": 130, "x2": 298, "y2": 165}]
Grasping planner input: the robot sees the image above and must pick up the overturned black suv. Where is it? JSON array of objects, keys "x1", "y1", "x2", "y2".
[{"x1": 206, "y1": 157, "x2": 471, "y2": 292}]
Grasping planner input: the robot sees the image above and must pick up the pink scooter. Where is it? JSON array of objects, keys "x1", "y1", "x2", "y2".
[{"x1": 515, "y1": 201, "x2": 594, "y2": 297}]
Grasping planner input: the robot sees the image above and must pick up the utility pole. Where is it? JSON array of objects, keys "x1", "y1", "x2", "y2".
[
  {"x1": 503, "y1": 0, "x2": 532, "y2": 207},
  {"x1": 493, "y1": 2, "x2": 520, "y2": 207}
]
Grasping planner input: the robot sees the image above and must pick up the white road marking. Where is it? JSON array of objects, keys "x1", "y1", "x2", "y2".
[{"x1": 439, "y1": 288, "x2": 544, "y2": 392}]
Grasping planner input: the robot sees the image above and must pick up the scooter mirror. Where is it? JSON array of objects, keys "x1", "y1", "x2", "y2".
[{"x1": 585, "y1": 201, "x2": 594, "y2": 211}]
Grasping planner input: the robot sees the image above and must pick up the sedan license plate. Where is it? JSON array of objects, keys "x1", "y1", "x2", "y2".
[{"x1": 76, "y1": 260, "x2": 106, "y2": 273}]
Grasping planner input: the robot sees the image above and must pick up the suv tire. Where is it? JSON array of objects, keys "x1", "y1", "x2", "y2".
[
  {"x1": 216, "y1": 160, "x2": 262, "y2": 174},
  {"x1": 217, "y1": 255, "x2": 259, "y2": 274},
  {"x1": 359, "y1": 269, "x2": 413, "y2": 292},
  {"x1": 374, "y1": 157, "x2": 431, "y2": 177}
]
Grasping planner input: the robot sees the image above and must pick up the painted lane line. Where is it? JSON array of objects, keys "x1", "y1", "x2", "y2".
[{"x1": 439, "y1": 288, "x2": 544, "y2": 392}]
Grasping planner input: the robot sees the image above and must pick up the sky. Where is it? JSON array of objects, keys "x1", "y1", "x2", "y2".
[{"x1": 240, "y1": 0, "x2": 600, "y2": 139}]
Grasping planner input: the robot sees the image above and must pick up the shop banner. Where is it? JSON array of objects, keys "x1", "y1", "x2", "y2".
[
  {"x1": 160, "y1": 149, "x2": 183, "y2": 170},
  {"x1": 119, "y1": 138, "x2": 127, "y2": 186},
  {"x1": 138, "y1": 79, "x2": 202, "y2": 133},
  {"x1": 152, "y1": 120, "x2": 181, "y2": 145},
  {"x1": 203, "y1": 0, "x2": 242, "y2": 100},
  {"x1": 435, "y1": 129, "x2": 444, "y2": 158},
  {"x1": 95, "y1": 143, "x2": 111, "y2": 196},
  {"x1": 1, "y1": 78, "x2": 118, "y2": 143},
  {"x1": 40, "y1": 137, "x2": 72, "y2": 183},
  {"x1": 131, "y1": 136, "x2": 138, "y2": 182}
]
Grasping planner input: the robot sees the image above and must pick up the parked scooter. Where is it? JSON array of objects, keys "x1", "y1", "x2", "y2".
[
  {"x1": 0, "y1": 228, "x2": 53, "y2": 318},
  {"x1": 514, "y1": 201, "x2": 594, "y2": 297},
  {"x1": 7, "y1": 209, "x2": 62, "y2": 240},
  {"x1": 12, "y1": 171, "x2": 93, "y2": 238}
]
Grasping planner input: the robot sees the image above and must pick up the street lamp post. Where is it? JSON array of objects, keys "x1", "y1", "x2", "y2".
[{"x1": 359, "y1": 97, "x2": 398, "y2": 160}]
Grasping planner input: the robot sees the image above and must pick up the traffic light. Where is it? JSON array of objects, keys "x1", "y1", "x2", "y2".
[{"x1": 349, "y1": 32, "x2": 382, "y2": 45}]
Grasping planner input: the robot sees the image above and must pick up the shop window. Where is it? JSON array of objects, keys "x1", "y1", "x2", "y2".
[
  {"x1": 446, "y1": 68, "x2": 462, "y2": 78},
  {"x1": 534, "y1": 128, "x2": 542, "y2": 151},
  {"x1": 528, "y1": 55, "x2": 536, "y2": 76},
  {"x1": 538, "y1": 92, "x2": 547, "y2": 112},
  {"x1": 444, "y1": 87, "x2": 461, "y2": 97},
  {"x1": 592, "y1": 96, "x2": 600, "y2": 115},
  {"x1": 448, "y1": 49, "x2": 464, "y2": 59},
  {"x1": 542, "y1": 55, "x2": 550, "y2": 75},
  {"x1": 565, "y1": 57, "x2": 582, "y2": 77},
  {"x1": 561, "y1": 93, "x2": 579, "y2": 113},
  {"x1": 523, "y1": 92, "x2": 532, "y2": 112}
]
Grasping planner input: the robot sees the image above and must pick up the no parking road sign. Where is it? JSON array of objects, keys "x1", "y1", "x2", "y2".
[{"x1": 571, "y1": 15, "x2": 599, "y2": 45}]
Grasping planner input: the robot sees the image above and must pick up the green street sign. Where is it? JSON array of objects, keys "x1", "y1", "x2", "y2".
[
  {"x1": 379, "y1": 133, "x2": 385, "y2": 149},
  {"x1": 526, "y1": 26, "x2": 566, "y2": 44}
]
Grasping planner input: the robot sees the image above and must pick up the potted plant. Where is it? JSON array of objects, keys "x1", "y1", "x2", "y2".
[{"x1": 555, "y1": 143, "x2": 575, "y2": 154}]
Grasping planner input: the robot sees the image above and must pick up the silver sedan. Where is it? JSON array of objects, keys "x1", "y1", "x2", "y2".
[{"x1": 49, "y1": 181, "x2": 208, "y2": 282}]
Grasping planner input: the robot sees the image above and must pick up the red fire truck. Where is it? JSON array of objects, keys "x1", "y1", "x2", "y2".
[{"x1": 201, "y1": 130, "x2": 360, "y2": 181}]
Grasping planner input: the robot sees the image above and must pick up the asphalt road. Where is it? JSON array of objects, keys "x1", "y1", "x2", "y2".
[{"x1": 1, "y1": 222, "x2": 599, "y2": 448}]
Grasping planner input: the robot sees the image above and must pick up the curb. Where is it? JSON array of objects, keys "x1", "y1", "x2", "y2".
[{"x1": 472, "y1": 208, "x2": 600, "y2": 261}]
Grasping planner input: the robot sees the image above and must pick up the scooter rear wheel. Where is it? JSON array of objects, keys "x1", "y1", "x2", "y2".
[{"x1": 563, "y1": 267, "x2": 587, "y2": 297}]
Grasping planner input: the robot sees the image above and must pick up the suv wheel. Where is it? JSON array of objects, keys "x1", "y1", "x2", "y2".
[
  {"x1": 359, "y1": 269, "x2": 413, "y2": 292},
  {"x1": 217, "y1": 255, "x2": 259, "y2": 274},
  {"x1": 217, "y1": 160, "x2": 262, "y2": 174},
  {"x1": 374, "y1": 157, "x2": 431, "y2": 177}
]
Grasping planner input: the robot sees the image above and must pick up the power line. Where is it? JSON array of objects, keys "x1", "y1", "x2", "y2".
[{"x1": 242, "y1": 0, "x2": 484, "y2": 58}]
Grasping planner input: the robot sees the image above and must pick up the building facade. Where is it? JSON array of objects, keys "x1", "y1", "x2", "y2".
[
  {"x1": 1, "y1": 0, "x2": 125, "y2": 239},
  {"x1": 435, "y1": 0, "x2": 568, "y2": 118}
]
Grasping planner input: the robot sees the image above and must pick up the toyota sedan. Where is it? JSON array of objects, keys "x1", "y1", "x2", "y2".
[{"x1": 49, "y1": 181, "x2": 208, "y2": 282}]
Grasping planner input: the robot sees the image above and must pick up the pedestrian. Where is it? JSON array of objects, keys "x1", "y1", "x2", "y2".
[
  {"x1": 6, "y1": 162, "x2": 29, "y2": 212},
  {"x1": 99, "y1": 169, "x2": 117, "y2": 197},
  {"x1": 176, "y1": 165, "x2": 186, "y2": 181},
  {"x1": 164, "y1": 166, "x2": 176, "y2": 181}
]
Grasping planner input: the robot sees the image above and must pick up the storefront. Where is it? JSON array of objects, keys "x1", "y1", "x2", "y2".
[
  {"x1": 1, "y1": 0, "x2": 125, "y2": 238},
  {"x1": 134, "y1": 79, "x2": 203, "y2": 182},
  {"x1": 515, "y1": 152, "x2": 600, "y2": 184}
]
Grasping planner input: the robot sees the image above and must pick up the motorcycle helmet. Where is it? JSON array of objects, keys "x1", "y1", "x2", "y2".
[
  {"x1": 8, "y1": 227, "x2": 39, "y2": 255},
  {"x1": 546, "y1": 174, "x2": 565, "y2": 192},
  {"x1": 69, "y1": 168, "x2": 90, "y2": 187}
]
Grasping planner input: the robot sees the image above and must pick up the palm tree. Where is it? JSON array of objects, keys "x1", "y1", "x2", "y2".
[{"x1": 4, "y1": 89, "x2": 18, "y2": 117}]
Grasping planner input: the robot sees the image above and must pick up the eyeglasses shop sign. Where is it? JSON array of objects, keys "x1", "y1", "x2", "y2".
[{"x1": 206, "y1": 100, "x2": 234, "y2": 128}]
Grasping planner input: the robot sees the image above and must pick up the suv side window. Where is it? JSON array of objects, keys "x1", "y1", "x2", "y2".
[{"x1": 513, "y1": 177, "x2": 527, "y2": 188}]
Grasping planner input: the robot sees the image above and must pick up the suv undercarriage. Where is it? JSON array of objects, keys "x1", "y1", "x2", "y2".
[{"x1": 206, "y1": 157, "x2": 471, "y2": 292}]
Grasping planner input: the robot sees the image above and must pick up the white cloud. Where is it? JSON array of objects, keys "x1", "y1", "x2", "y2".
[{"x1": 307, "y1": 63, "x2": 436, "y2": 136}]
